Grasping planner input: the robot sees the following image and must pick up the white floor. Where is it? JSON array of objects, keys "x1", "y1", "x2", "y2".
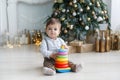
[{"x1": 0, "y1": 45, "x2": 120, "y2": 80}]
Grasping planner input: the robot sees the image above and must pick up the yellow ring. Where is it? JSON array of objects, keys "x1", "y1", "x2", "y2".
[{"x1": 56, "y1": 58, "x2": 68, "y2": 62}]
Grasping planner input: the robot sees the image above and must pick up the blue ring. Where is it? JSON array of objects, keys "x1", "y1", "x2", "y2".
[{"x1": 56, "y1": 69, "x2": 71, "y2": 73}]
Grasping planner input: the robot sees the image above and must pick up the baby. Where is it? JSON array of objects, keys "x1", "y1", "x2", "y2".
[{"x1": 40, "y1": 18, "x2": 82, "y2": 75}]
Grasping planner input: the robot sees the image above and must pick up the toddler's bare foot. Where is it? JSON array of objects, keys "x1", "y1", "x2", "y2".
[{"x1": 74, "y1": 64, "x2": 82, "y2": 72}]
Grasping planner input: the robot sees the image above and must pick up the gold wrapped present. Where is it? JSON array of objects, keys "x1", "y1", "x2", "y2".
[
  {"x1": 68, "y1": 46, "x2": 77, "y2": 54},
  {"x1": 77, "y1": 44, "x2": 94, "y2": 53},
  {"x1": 69, "y1": 40, "x2": 83, "y2": 46},
  {"x1": 118, "y1": 35, "x2": 120, "y2": 50},
  {"x1": 113, "y1": 35, "x2": 119, "y2": 50}
]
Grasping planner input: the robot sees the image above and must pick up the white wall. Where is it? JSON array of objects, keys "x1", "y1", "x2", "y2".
[
  {"x1": 0, "y1": 0, "x2": 8, "y2": 34},
  {"x1": 0, "y1": 0, "x2": 8, "y2": 45},
  {"x1": 7, "y1": 0, "x2": 53, "y2": 36},
  {"x1": 111, "y1": 0, "x2": 120, "y2": 31},
  {"x1": 17, "y1": 2, "x2": 53, "y2": 33}
]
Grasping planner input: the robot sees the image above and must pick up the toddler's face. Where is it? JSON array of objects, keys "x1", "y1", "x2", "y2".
[{"x1": 46, "y1": 23, "x2": 61, "y2": 39}]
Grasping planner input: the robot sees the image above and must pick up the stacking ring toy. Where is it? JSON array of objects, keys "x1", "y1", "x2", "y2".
[{"x1": 55, "y1": 45, "x2": 71, "y2": 73}]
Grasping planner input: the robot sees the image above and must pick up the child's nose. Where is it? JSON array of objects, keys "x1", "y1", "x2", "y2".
[
  {"x1": 52, "y1": 29, "x2": 55, "y2": 31},
  {"x1": 51, "y1": 29, "x2": 54, "y2": 32}
]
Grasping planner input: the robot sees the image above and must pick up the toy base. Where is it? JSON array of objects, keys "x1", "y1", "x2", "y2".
[{"x1": 56, "y1": 69, "x2": 71, "y2": 73}]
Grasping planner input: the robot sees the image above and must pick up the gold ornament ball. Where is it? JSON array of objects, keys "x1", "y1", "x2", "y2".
[
  {"x1": 94, "y1": 15, "x2": 97, "y2": 19},
  {"x1": 86, "y1": 6, "x2": 90, "y2": 10},
  {"x1": 105, "y1": 15, "x2": 108, "y2": 19},
  {"x1": 80, "y1": 0, "x2": 84, "y2": 3},
  {"x1": 69, "y1": 2, "x2": 73, "y2": 6},
  {"x1": 73, "y1": 0, "x2": 77, "y2": 3},
  {"x1": 64, "y1": 29, "x2": 68, "y2": 33},
  {"x1": 74, "y1": 4, "x2": 78, "y2": 8},
  {"x1": 81, "y1": 22, "x2": 84, "y2": 26},
  {"x1": 92, "y1": 11, "x2": 95, "y2": 15},
  {"x1": 80, "y1": 8, "x2": 83, "y2": 12},
  {"x1": 87, "y1": 18, "x2": 91, "y2": 21},
  {"x1": 62, "y1": 9, "x2": 65, "y2": 11},
  {"x1": 101, "y1": 11, "x2": 104, "y2": 14},
  {"x1": 89, "y1": 2, "x2": 92, "y2": 5},
  {"x1": 54, "y1": 0, "x2": 57, "y2": 3},
  {"x1": 73, "y1": 12, "x2": 77, "y2": 16},
  {"x1": 54, "y1": 12, "x2": 58, "y2": 16},
  {"x1": 57, "y1": 0, "x2": 63, "y2": 3},
  {"x1": 61, "y1": 17, "x2": 65, "y2": 21},
  {"x1": 67, "y1": 24, "x2": 70, "y2": 28},
  {"x1": 91, "y1": 0, "x2": 95, "y2": 3},
  {"x1": 79, "y1": 18, "x2": 82, "y2": 21},
  {"x1": 85, "y1": 26, "x2": 89, "y2": 30},
  {"x1": 97, "y1": 2, "x2": 100, "y2": 7},
  {"x1": 69, "y1": 25, "x2": 73, "y2": 30},
  {"x1": 104, "y1": 10, "x2": 107, "y2": 14}
]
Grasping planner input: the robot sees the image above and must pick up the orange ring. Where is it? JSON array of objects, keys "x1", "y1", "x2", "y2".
[{"x1": 55, "y1": 61, "x2": 68, "y2": 64}]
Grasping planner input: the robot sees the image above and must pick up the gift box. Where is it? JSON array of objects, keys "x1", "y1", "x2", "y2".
[
  {"x1": 110, "y1": 34, "x2": 114, "y2": 50},
  {"x1": 118, "y1": 35, "x2": 120, "y2": 50},
  {"x1": 86, "y1": 34, "x2": 96, "y2": 44},
  {"x1": 113, "y1": 35, "x2": 120, "y2": 50},
  {"x1": 77, "y1": 44, "x2": 94, "y2": 53},
  {"x1": 116, "y1": 35, "x2": 120, "y2": 50},
  {"x1": 69, "y1": 40, "x2": 83, "y2": 46},
  {"x1": 68, "y1": 46, "x2": 77, "y2": 54}
]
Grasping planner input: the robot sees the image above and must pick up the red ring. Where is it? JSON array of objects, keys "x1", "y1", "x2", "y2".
[{"x1": 55, "y1": 64, "x2": 69, "y2": 68}]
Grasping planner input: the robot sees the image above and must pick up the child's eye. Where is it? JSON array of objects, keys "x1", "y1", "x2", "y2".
[
  {"x1": 54, "y1": 28, "x2": 57, "y2": 31},
  {"x1": 48, "y1": 28, "x2": 52, "y2": 30}
]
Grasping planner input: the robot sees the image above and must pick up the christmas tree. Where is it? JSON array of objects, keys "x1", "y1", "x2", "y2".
[{"x1": 47, "y1": 0, "x2": 110, "y2": 42}]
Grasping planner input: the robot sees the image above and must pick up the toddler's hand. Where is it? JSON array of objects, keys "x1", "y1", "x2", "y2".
[
  {"x1": 50, "y1": 53, "x2": 57, "y2": 59},
  {"x1": 61, "y1": 44, "x2": 68, "y2": 49},
  {"x1": 64, "y1": 45, "x2": 68, "y2": 49}
]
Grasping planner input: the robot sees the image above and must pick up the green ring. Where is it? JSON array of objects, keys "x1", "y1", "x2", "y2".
[{"x1": 57, "y1": 55, "x2": 68, "y2": 58}]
